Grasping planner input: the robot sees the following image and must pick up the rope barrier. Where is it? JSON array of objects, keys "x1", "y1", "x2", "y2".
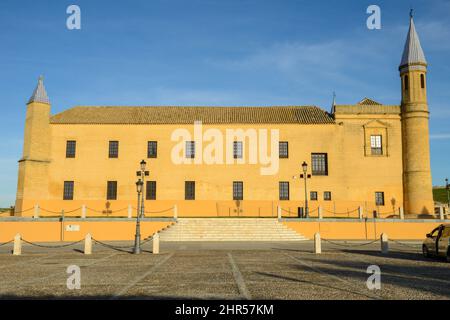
[
  {"x1": 40, "y1": 207, "x2": 64, "y2": 214},
  {"x1": 0, "y1": 240, "x2": 14, "y2": 247},
  {"x1": 8, "y1": 207, "x2": 34, "y2": 215},
  {"x1": 321, "y1": 238, "x2": 380, "y2": 248},
  {"x1": 21, "y1": 238, "x2": 84, "y2": 248},
  {"x1": 132, "y1": 207, "x2": 174, "y2": 214},
  {"x1": 390, "y1": 239, "x2": 422, "y2": 250},
  {"x1": 323, "y1": 207, "x2": 360, "y2": 215},
  {"x1": 92, "y1": 238, "x2": 135, "y2": 250},
  {"x1": 92, "y1": 235, "x2": 155, "y2": 251}
]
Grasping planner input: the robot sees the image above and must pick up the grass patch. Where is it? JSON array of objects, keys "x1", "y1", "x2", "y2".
[{"x1": 433, "y1": 188, "x2": 449, "y2": 204}]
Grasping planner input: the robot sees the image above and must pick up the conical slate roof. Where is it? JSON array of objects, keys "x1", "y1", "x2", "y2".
[
  {"x1": 400, "y1": 15, "x2": 427, "y2": 68},
  {"x1": 28, "y1": 76, "x2": 50, "y2": 104}
]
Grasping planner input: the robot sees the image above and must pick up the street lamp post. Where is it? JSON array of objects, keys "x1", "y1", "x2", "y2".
[
  {"x1": 301, "y1": 161, "x2": 310, "y2": 219},
  {"x1": 133, "y1": 160, "x2": 149, "y2": 255},
  {"x1": 139, "y1": 160, "x2": 147, "y2": 219},
  {"x1": 133, "y1": 179, "x2": 143, "y2": 254},
  {"x1": 446, "y1": 178, "x2": 450, "y2": 214}
]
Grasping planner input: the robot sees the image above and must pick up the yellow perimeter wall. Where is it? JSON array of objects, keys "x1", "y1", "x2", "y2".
[
  {"x1": 0, "y1": 220, "x2": 173, "y2": 242},
  {"x1": 0, "y1": 220, "x2": 445, "y2": 242},
  {"x1": 284, "y1": 221, "x2": 445, "y2": 240}
]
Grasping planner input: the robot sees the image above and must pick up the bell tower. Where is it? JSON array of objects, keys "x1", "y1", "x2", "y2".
[
  {"x1": 15, "y1": 76, "x2": 51, "y2": 215},
  {"x1": 400, "y1": 12, "x2": 434, "y2": 215}
]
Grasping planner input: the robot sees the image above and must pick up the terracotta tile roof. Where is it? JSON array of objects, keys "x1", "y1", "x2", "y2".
[
  {"x1": 358, "y1": 98, "x2": 382, "y2": 105},
  {"x1": 50, "y1": 106, "x2": 335, "y2": 125}
]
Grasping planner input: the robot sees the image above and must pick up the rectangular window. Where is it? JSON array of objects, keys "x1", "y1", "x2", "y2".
[
  {"x1": 233, "y1": 181, "x2": 243, "y2": 201},
  {"x1": 147, "y1": 141, "x2": 158, "y2": 158},
  {"x1": 186, "y1": 141, "x2": 195, "y2": 159},
  {"x1": 109, "y1": 141, "x2": 119, "y2": 158},
  {"x1": 310, "y1": 191, "x2": 318, "y2": 201},
  {"x1": 107, "y1": 181, "x2": 117, "y2": 200},
  {"x1": 324, "y1": 191, "x2": 332, "y2": 201},
  {"x1": 63, "y1": 181, "x2": 74, "y2": 200},
  {"x1": 66, "y1": 141, "x2": 76, "y2": 158},
  {"x1": 375, "y1": 192, "x2": 385, "y2": 206},
  {"x1": 279, "y1": 182, "x2": 290, "y2": 200},
  {"x1": 146, "y1": 181, "x2": 156, "y2": 200},
  {"x1": 312, "y1": 153, "x2": 328, "y2": 176},
  {"x1": 233, "y1": 141, "x2": 243, "y2": 159},
  {"x1": 279, "y1": 142, "x2": 289, "y2": 158},
  {"x1": 370, "y1": 135, "x2": 382, "y2": 155},
  {"x1": 185, "y1": 181, "x2": 195, "y2": 200}
]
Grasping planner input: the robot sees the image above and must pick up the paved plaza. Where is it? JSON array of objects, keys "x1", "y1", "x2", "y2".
[{"x1": 0, "y1": 241, "x2": 449, "y2": 300}]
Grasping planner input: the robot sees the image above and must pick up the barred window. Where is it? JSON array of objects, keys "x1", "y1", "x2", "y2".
[
  {"x1": 186, "y1": 141, "x2": 195, "y2": 159},
  {"x1": 310, "y1": 191, "x2": 318, "y2": 201},
  {"x1": 233, "y1": 141, "x2": 243, "y2": 159},
  {"x1": 324, "y1": 191, "x2": 332, "y2": 201},
  {"x1": 63, "y1": 181, "x2": 74, "y2": 200},
  {"x1": 107, "y1": 181, "x2": 117, "y2": 200},
  {"x1": 185, "y1": 181, "x2": 195, "y2": 200},
  {"x1": 147, "y1": 141, "x2": 157, "y2": 158},
  {"x1": 279, "y1": 182, "x2": 289, "y2": 200},
  {"x1": 279, "y1": 142, "x2": 289, "y2": 159},
  {"x1": 375, "y1": 192, "x2": 385, "y2": 206},
  {"x1": 146, "y1": 181, "x2": 156, "y2": 200},
  {"x1": 370, "y1": 135, "x2": 382, "y2": 155},
  {"x1": 312, "y1": 153, "x2": 328, "y2": 176},
  {"x1": 233, "y1": 181, "x2": 243, "y2": 200},
  {"x1": 109, "y1": 141, "x2": 119, "y2": 158},
  {"x1": 66, "y1": 141, "x2": 76, "y2": 158}
]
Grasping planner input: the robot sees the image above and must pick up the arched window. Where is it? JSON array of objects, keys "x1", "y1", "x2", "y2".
[
  {"x1": 404, "y1": 75, "x2": 409, "y2": 91},
  {"x1": 420, "y1": 74, "x2": 425, "y2": 89}
]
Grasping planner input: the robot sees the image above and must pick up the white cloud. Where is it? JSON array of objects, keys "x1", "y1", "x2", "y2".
[{"x1": 430, "y1": 134, "x2": 450, "y2": 140}]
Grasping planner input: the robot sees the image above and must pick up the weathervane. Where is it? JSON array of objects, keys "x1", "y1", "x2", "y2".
[{"x1": 410, "y1": 8, "x2": 414, "y2": 18}]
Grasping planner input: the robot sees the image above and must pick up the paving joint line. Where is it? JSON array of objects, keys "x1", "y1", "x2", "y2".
[
  {"x1": 111, "y1": 253, "x2": 175, "y2": 299},
  {"x1": 227, "y1": 252, "x2": 252, "y2": 300},
  {"x1": 284, "y1": 253, "x2": 381, "y2": 300}
]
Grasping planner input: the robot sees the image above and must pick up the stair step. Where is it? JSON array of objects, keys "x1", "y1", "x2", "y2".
[{"x1": 156, "y1": 218, "x2": 307, "y2": 242}]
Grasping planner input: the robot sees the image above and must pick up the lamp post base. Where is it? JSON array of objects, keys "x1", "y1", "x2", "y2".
[{"x1": 133, "y1": 234, "x2": 141, "y2": 254}]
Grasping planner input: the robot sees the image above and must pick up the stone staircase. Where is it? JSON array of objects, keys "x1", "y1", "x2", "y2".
[{"x1": 158, "y1": 218, "x2": 307, "y2": 241}]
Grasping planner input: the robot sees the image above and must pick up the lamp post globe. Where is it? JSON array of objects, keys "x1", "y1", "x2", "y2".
[
  {"x1": 301, "y1": 162, "x2": 309, "y2": 218},
  {"x1": 302, "y1": 161, "x2": 308, "y2": 174},
  {"x1": 140, "y1": 160, "x2": 147, "y2": 172}
]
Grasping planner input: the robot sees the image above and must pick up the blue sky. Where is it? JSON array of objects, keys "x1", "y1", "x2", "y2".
[{"x1": 0, "y1": 0, "x2": 449, "y2": 206}]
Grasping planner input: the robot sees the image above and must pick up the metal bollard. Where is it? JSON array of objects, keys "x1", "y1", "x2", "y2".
[
  {"x1": 13, "y1": 234, "x2": 22, "y2": 256},
  {"x1": 153, "y1": 232, "x2": 160, "y2": 254},
  {"x1": 314, "y1": 233, "x2": 321, "y2": 254},
  {"x1": 33, "y1": 205, "x2": 40, "y2": 219},
  {"x1": 84, "y1": 233, "x2": 92, "y2": 255},
  {"x1": 128, "y1": 205, "x2": 132, "y2": 219},
  {"x1": 399, "y1": 207, "x2": 404, "y2": 220},
  {"x1": 358, "y1": 206, "x2": 363, "y2": 219},
  {"x1": 381, "y1": 233, "x2": 389, "y2": 254}
]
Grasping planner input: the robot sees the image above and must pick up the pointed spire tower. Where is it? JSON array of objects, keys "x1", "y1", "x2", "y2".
[
  {"x1": 28, "y1": 75, "x2": 50, "y2": 105},
  {"x1": 399, "y1": 12, "x2": 434, "y2": 215},
  {"x1": 15, "y1": 76, "x2": 51, "y2": 215}
]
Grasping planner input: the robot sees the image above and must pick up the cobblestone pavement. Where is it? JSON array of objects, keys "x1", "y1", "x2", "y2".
[{"x1": 0, "y1": 241, "x2": 449, "y2": 300}]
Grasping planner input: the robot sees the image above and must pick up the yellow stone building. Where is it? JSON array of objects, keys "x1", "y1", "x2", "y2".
[{"x1": 14, "y1": 16, "x2": 434, "y2": 218}]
